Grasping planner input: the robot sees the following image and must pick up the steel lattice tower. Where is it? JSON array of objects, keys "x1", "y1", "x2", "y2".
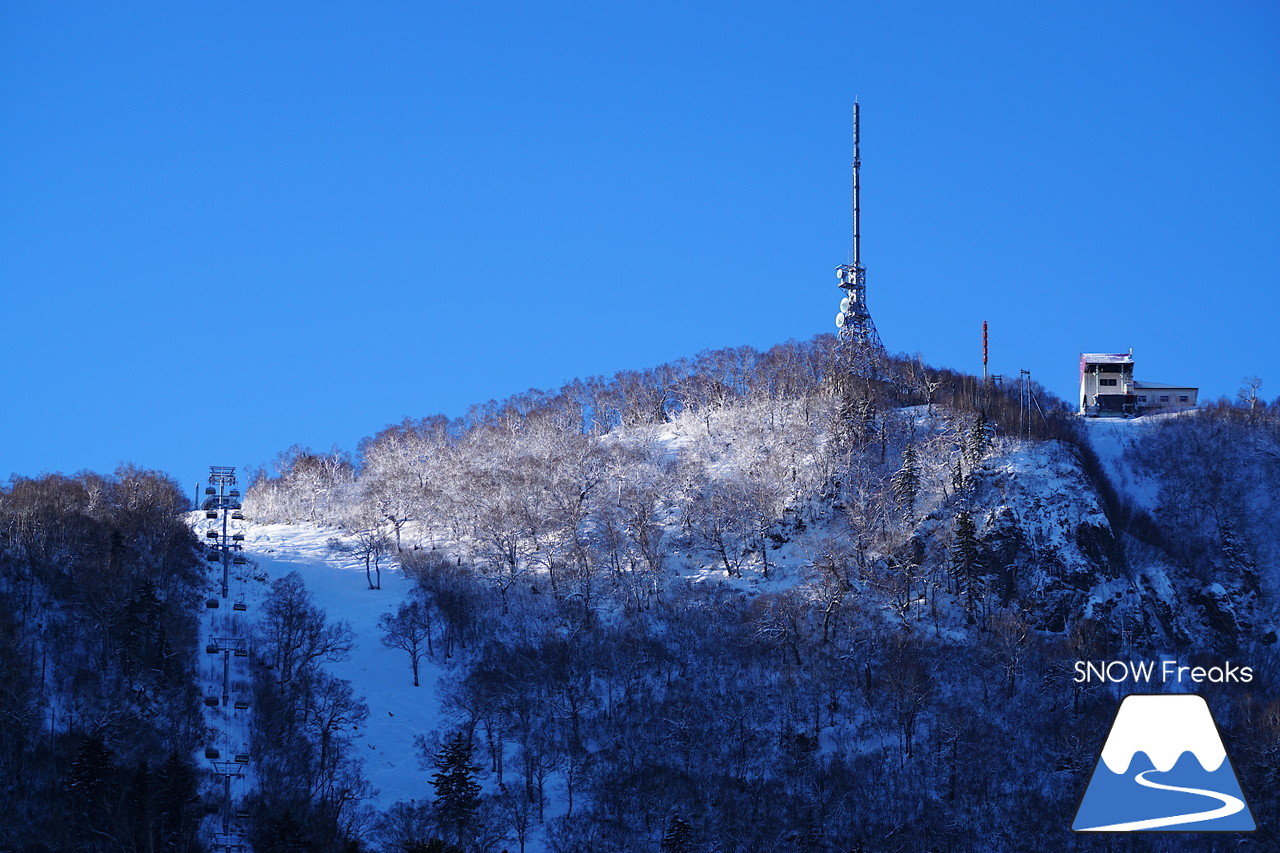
[{"x1": 834, "y1": 103, "x2": 885, "y2": 375}]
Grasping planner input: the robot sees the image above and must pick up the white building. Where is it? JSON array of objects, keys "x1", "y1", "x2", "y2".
[{"x1": 1079, "y1": 350, "x2": 1198, "y2": 416}]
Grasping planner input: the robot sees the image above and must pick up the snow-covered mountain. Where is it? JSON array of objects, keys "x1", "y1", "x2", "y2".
[{"x1": 149, "y1": 337, "x2": 1280, "y2": 850}]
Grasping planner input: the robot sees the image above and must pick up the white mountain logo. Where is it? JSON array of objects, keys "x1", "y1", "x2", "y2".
[{"x1": 1073, "y1": 694, "x2": 1255, "y2": 832}]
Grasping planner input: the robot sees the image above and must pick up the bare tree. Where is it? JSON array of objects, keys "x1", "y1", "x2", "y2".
[
  {"x1": 1239, "y1": 375, "x2": 1264, "y2": 413},
  {"x1": 378, "y1": 598, "x2": 436, "y2": 686},
  {"x1": 330, "y1": 525, "x2": 393, "y2": 590},
  {"x1": 260, "y1": 572, "x2": 355, "y2": 687}
]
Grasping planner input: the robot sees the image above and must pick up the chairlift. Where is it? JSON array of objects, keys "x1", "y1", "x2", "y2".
[
  {"x1": 231, "y1": 533, "x2": 244, "y2": 541},
  {"x1": 235, "y1": 808, "x2": 250, "y2": 820},
  {"x1": 205, "y1": 598, "x2": 219, "y2": 609},
  {"x1": 205, "y1": 747, "x2": 220, "y2": 760},
  {"x1": 205, "y1": 510, "x2": 218, "y2": 519},
  {"x1": 203, "y1": 696, "x2": 219, "y2": 707},
  {"x1": 206, "y1": 551, "x2": 220, "y2": 562},
  {"x1": 234, "y1": 700, "x2": 250, "y2": 710},
  {"x1": 233, "y1": 648, "x2": 248, "y2": 658},
  {"x1": 229, "y1": 489, "x2": 240, "y2": 498},
  {"x1": 234, "y1": 753, "x2": 250, "y2": 764},
  {"x1": 205, "y1": 487, "x2": 216, "y2": 496},
  {"x1": 233, "y1": 601, "x2": 247, "y2": 612},
  {"x1": 232, "y1": 556, "x2": 247, "y2": 565},
  {"x1": 205, "y1": 530, "x2": 218, "y2": 538},
  {"x1": 206, "y1": 643, "x2": 220, "y2": 655},
  {"x1": 231, "y1": 510, "x2": 245, "y2": 520}
]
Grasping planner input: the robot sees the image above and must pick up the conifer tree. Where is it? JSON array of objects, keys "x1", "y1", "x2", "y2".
[
  {"x1": 891, "y1": 443, "x2": 920, "y2": 521},
  {"x1": 661, "y1": 814, "x2": 693, "y2": 853},
  {"x1": 963, "y1": 411, "x2": 992, "y2": 476},
  {"x1": 951, "y1": 510, "x2": 982, "y2": 622},
  {"x1": 65, "y1": 734, "x2": 117, "y2": 835},
  {"x1": 430, "y1": 732, "x2": 482, "y2": 842}
]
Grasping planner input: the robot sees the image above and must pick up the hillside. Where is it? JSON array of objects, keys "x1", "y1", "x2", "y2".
[{"x1": 193, "y1": 338, "x2": 1280, "y2": 851}]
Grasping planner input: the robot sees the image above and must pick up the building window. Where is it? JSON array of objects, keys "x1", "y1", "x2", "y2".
[
  {"x1": 1099, "y1": 378, "x2": 1118, "y2": 387},
  {"x1": 1160, "y1": 395, "x2": 1170, "y2": 403},
  {"x1": 1138, "y1": 395, "x2": 1147, "y2": 402},
  {"x1": 1179, "y1": 395, "x2": 1189, "y2": 403}
]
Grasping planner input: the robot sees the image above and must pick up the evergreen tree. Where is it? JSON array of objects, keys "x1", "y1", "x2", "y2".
[
  {"x1": 65, "y1": 733, "x2": 117, "y2": 835},
  {"x1": 891, "y1": 443, "x2": 920, "y2": 521},
  {"x1": 155, "y1": 750, "x2": 202, "y2": 852},
  {"x1": 963, "y1": 411, "x2": 992, "y2": 476},
  {"x1": 661, "y1": 814, "x2": 693, "y2": 853},
  {"x1": 431, "y1": 732, "x2": 482, "y2": 842},
  {"x1": 951, "y1": 510, "x2": 982, "y2": 622}
]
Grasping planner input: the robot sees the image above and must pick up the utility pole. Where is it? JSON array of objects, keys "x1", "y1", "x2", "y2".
[
  {"x1": 982, "y1": 321, "x2": 989, "y2": 384},
  {"x1": 1019, "y1": 369, "x2": 1032, "y2": 438}
]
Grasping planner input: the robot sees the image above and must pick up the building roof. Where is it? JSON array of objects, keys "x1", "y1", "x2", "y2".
[
  {"x1": 1133, "y1": 381, "x2": 1198, "y2": 391},
  {"x1": 1080, "y1": 352, "x2": 1134, "y2": 364}
]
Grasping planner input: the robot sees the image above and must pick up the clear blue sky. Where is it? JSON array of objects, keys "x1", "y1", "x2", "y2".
[{"x1": 3, "y1": 1, "x2": 1277, "y2": 486}]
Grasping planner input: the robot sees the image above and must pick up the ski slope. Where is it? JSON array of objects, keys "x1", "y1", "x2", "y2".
[{"x1": 240, "y1": 523, "x2": 452, "y2": 812}]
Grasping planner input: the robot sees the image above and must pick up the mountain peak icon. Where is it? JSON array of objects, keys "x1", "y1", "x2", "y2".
[{"x1": 1074, "y1": 694, "x2": 1255, "y2": 832}]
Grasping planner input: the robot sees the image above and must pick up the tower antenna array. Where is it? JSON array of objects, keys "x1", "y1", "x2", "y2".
[{"x1": 834, "y1": 102, "x2": 885, "y2": 373}]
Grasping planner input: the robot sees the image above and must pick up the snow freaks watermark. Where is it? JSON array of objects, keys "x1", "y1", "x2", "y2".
[
  {"x1": 1072, "y1": 659, "x2": 1254, "y2": 685},
  {"x1": 1072, "y1": 694, "x2": 1255, "y2": 832}
]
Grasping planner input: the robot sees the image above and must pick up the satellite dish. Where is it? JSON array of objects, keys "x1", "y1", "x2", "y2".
[
  {"x1": 836, "y1": 312, "x2": 846, "y2": 328},
  {"x1": 840, "y1": 297, "x2": 851, "y2": 313}
]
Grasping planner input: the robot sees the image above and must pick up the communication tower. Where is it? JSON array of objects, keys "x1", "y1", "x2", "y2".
[{"x1": 834, "y1": 102, "x2": 885, "y2": 376}]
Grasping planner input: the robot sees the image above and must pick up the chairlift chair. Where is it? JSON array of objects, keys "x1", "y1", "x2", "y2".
[
  {"x1": 234, "y1": 753, "x2": 250, "y2": 764},
  {"x1": 205, "y1": 510, "x2": 218, "y2": 519},
  {"x1": 232, "y1": 555, "x2": 247, "y2": 565},
  {"x1": 233, "y1": 601, "x2": 247, "y2": 612},
  {"x1": 233, "y1": 648, "x2": 248, "y2": 658},
  {"x1": 206, "y1": 551, "x2": 220, "y2": 562},
  {"x1": 205, "y1": 747, "x2": 220, "y2": 759},
  {"x1": 234, "y1": 699, "x2": 250, "y2": 709},
  {"x1": 231, "y1": 510, "x2": 245, "y2": 520},
  {"x1": 203, "y1": 696, "x2": 219, "y2": 707},
  {"x1": 206, "y1": 643, "x2": 220, "y2": 654},
  {"x1": 205, "y1": 487, "x2": 216, "y2": 496},
  {"x1": 205, "y1": 598, "x2": 219, "y2": 609}
]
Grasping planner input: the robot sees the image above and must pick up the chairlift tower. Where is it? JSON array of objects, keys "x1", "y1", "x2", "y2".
[
  {"x1": 834, "y1": 102, "x2": 886, "y2": 377},
  {"x1": 203, "y1": 466, "x2": 242, "y2": 597}
]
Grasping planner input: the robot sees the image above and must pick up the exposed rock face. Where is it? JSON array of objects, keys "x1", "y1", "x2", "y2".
[
  {"x1": 902, "y1": 438, "x2": 1263, "y2": 652},
  {"x1": 917, "y1": 441, "x2": 1137, "y2": 635}
]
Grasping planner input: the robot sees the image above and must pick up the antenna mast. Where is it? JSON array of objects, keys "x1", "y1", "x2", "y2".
[
  {"x1": 834, "y1": 102, "x2": 884, "y2": 374},
  {"x1": 852, "y1": 101, "x2": 861, "y2": 269}
]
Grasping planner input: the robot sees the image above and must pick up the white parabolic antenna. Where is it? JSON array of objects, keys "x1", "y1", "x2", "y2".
[
  {"x1": 836, "y1": 312, "x2": 846, "y2": 328},
  {"x1": 840, "y1": 297, "x2": 851, "y2": 313}
]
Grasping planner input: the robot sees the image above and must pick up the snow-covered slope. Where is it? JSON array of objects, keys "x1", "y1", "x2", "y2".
[{"x1": 238, "y1": 523, "x2": 450, "y2": 811}]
